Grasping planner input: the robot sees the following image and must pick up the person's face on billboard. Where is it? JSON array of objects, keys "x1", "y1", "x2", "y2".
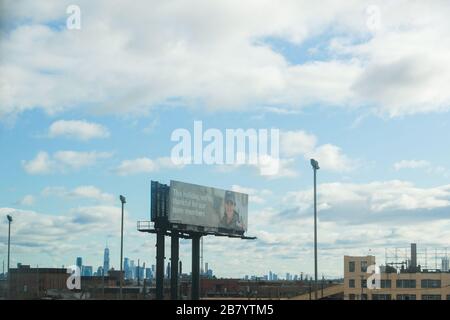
[{"x1": 225, "y1": 199, "x2": 235, "y2": 218}]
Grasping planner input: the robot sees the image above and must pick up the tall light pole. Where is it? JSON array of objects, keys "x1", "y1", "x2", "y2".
[
  {"x1": 6, "y1": 215, "x2": 12, "y2": 276},
  {"x1": 310, "y1": 159, "x2": 319, "y2": 300},
  {"x1": 6, "y1": 214, "x2": 12, "y2": 299},
  {"x1": 119, "y1": 195, "x2": 126, "y2": 299}
]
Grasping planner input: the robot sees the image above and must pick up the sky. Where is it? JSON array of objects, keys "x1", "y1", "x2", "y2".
[{"x1": 1, "y1": 0, "x2": 450, "y2": 279}]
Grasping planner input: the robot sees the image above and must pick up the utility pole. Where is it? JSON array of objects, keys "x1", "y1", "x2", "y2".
[
  {"x1": 137, "y1": 259, "x2": 140, "y2": 287},
  {"x1": 310, "y1": 159, "x2": 320, "y2": 300},
  {"x1": 7, "y1": 215, "x2": 13, "y2": 299},
  {"x1": 191, "y1": 233, "x2": 201, "y2": 300},
  {"x1": 119, "y1": 195, "x2": 126, "y2": 300}
]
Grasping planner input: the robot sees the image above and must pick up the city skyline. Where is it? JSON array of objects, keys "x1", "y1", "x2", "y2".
[{"x1": 1, "y1": 0, "x2": 450, "y2": 279}]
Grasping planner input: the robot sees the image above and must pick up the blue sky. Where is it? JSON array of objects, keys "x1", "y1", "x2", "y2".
[{"x1": 1, "y1": 0, "x2": 450, "y2": 278}]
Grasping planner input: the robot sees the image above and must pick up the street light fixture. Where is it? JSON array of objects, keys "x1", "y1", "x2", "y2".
[
  {"x1": 119, "y1": 195, "x2": 126, "y2": 299},
  {"x1": 310, "y1": 159, "x2": 319, "y2": 300}
]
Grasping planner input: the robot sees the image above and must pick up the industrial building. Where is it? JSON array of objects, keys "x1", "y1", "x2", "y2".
[{"x1": 344, "y1": 244, "x2": 450, "y2": 300}]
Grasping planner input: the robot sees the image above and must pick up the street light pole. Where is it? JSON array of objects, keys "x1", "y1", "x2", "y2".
[
  {"x1": 6, "y1": 214, "x2": 13, "y2": 299},
  {"x1": 119, "y1": 195, "x2": 126, "y2": 300},
  {"x1": 7, "y1": 215, "x2": 12, "y2": 275},
  {"x1": 310, "y1": 159, "x2": 320, "y2": 300}
]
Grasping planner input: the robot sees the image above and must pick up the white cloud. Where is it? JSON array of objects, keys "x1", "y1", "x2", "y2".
[
  {"x1": 231, "y1": 185, "x2": 272, "y2": 205},
  {"x1": 394, "y1": 160, "x2": 430, "y2": 171},
  {"x1": 22, "y1": 150, "x2": 112, "y2": 174},
  {"x1": 0, "y1": 206, "x2": 135, "y2": 264},
  {"x1": 42, "y1": 185, "x2": 114, "y2": 203},
  {"x1": 284, "y1": 180, "x2": 450, "y2": 213},
  {"x1": 280, "y1": 130, "x2": 355, "y2": 172},
  {"x1": 48, "y1": 120, "x2": 110, "y2": 140},
  {"x1": 393, "y1": 160, "x2": 450, "y2": 177},
  {"x1": 17, "y1": 194, "x2": 35, "y2": 206},
  {"x1": 280, "y1": 130, "x2": 316, "y2": 157},
  {"x1": 309, "y1": 144, "x2": 355, "y2": 172},
  {"x1": 1, "y1": 1, "x2": 450, "y2": 118},
  {"x1": 53, "y1": 151, "x2": 112, "y2": 169},
  {"x1": 114, "y1": 156, "x2": 184, "y2": 176},
  {"x1": 22, "y1": 151, "x2": 53, "y2": 174}
]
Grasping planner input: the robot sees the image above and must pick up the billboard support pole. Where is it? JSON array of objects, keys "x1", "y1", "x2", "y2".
[
  {"x1": 156, "y1": 230, "x2": 165, "y2": 300},
  {"x1": 191, "y1": 233, "x2": 201, "y2": 300},
  {"x1": 170, "y1": 231, "x2": 179, "y2": 300}
]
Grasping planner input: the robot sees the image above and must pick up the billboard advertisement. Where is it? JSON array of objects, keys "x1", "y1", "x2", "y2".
[{"x1": 168, "y1": 180, "x2": 248, "y2": 234}]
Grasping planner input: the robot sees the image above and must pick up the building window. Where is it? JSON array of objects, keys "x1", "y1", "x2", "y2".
[
  {"x1": 349, "y1": 261, "x2": 355, "y2": 272},
  {"x1": 349, "y1": 279, "x2": 355, "y2": 288},
  {"x1": 361, "y1": 260, "x2": 368, "y2": 272},
  {"x1": 422, "y1": 295, "x2": 441, "y2": 300},
  {"x1": 349, "y1": 294, "x2": 356, "y2": 300},
  {"x1": 372, "y1": 294, "x2": 391, "y2": 300},
  {"x1": 396, "y1": 279, "x2": 416, "y2": 288},
  {"x1": 361, "y1": 294, "x2": 368, "y2": 300},
  {"x1": 361, "y1": 278, "x2": 367, "y2": 288},
  {"x1": 381, "y1": 280, "x2": 391, "y2": 288},
  {"x1": 421, "y1": 279, "x2": 441, "y2": 288},
  {"x1": 447, "y1": 295, "x2": 450, "y2": 300},
  {"x1": 397, "y1": 294, "x2": 416, "y2": 300}
]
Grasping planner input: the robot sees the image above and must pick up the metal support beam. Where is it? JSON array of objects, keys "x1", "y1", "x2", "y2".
[
  {"x1": 156, "y1": 231, "x2": 165, "y2": 300},
  {"x1": 170, "y1": 231, "x2": 179, "y2": 300},
  {"x1": 191, "y1": 233, "x2": 201, "y2": 300}
]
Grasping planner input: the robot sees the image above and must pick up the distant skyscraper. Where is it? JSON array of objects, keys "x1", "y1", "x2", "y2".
[
  {"x1": 82, "y1": 266, "x2": 93, "y2": 277},
  {"x1": 442, "y1": 257, "x2": 449, "y2": 271},
  {"x1": 124, "y1": 258, "x2": 130, "y2": 279},
  {"x1": 138, "y1": 265, "x2": 144, "y2": 280},
  {"x1": 76, "y1": 257, "x2": 82, "y2": 269},
  {"x1": 97, "y1": 266, "x2": 103, "y2": 276},
  {"x1": 130, "y1": 260, "x2": 135, "y2": 279},
  {"x1": 145, "y1": 268, "x2": 152, "y2": 279},
  {"x1": 103, "y1": 246, "x2": 110, "y2": 276}
]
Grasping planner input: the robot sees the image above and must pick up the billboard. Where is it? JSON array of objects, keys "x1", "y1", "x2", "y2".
[
  {"x1": 168, "y1": 180, "x2": 248, "y2": 234},
  {"x1": 150, "y1": 181, "x2": 170, "y2": 223}
]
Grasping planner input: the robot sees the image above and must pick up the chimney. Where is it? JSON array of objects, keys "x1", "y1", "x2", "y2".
[{"x1": 410, "y1": 243, "x2": 417, "y2": 272}]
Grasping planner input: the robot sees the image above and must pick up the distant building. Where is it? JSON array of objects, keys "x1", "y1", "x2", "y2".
[
  {"x1": 344, "y1": 246, "x2": 450, "y2": 300},
  {"x1": 442, "y1": 258, "x2": 449, "y2": 272},
  {"x1": 8, "y1": 265, "x2": 123, "y2": 299},
  {"x1": 130, "y1": 260, "x2": 135, "y2": 280},
  {"x1": 166, "y1": 262, "x2": 171, "y2": 279},
  {"x1": 76, "y1": 257, "x2": 82, "y2": 270},
  {"x1": 103, "y1": 247, "x2": 110, "y2": 276},
  {"x1": 97, "y1": 266, "x2": 103, "y2": 277},
  {"x1": 82, "y1": 266, "x2": 93, "y2": 277},
  {"x1": 145, "y1": 268, "x2": 152, "y2": 280},
  {"x1": 124, "y1": 258, "x2": 130, "y2": 279}
]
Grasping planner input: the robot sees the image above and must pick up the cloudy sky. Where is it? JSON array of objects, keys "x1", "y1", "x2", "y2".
[{"x1": 1, "y1": 0, "x2": 450, "y2": 278}]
